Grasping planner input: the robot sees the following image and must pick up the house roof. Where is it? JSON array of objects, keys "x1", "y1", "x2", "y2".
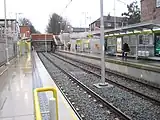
[
  {"x1": 91, "y1": 15, "x2": 127, "y2": 24},
  {"x1": 0, "y1": 19, "x2": 16, "y2": 21}
]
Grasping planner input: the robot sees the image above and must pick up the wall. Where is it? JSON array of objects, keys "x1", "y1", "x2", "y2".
[
  {"x1": 20, "y1": 26, "x2": 31, "y2": 38},
  {"x1": 70, "y1": 38, "x2": 101, "y2": 53},
  {"x1": 32, "y1": 41, "x2": 52, "y2": 52},
  {"x1": 70, "y1": 39, "x2": 76, "y2": 52},
  {"x1": 141, "y1": 0, "x2": 160, "y2": 23}
]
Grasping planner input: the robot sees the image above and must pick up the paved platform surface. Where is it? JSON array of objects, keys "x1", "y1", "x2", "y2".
[
  {"x1": 0, "y1": 54, "x2": 34, "y2": 120},
  {"x1": 105, "y1": 55, "x2": 160, "y2": 67},
  {"x1": 59, "y1": 50, "x2": 160, "y2": 72},
  {"x1": 33, "y1": 52, "x2": 79, "y2": 120},
  {"x1": 58, "y1": 50, "x2": 160, "y2": 86},
  {"x1": 0, "y1": 52, "x2": 79, "y2": 120}
]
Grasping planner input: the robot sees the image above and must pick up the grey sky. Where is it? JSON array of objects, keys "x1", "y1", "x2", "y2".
[{"x1": 0, "y1": 0, "x2": 139, "y2": 33}]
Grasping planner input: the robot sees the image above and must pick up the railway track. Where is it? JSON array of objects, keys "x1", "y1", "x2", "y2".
[
  {"x1": 54, "y1": 52, "x2": 160, "y2": 105},
  {"x1": 39, "y1": 52, "x2": 160, "y2": 120},
  {"x1": 43, "y1": 52, "x2": 160, "y2": 120},
  {"x1": 40, "y1": 52, "x2": 131, "y2": 120}
]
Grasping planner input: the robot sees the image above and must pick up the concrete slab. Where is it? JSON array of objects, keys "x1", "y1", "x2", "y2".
[{"x1": 0, "y1": 53, "x2": 34, "y2": 119}]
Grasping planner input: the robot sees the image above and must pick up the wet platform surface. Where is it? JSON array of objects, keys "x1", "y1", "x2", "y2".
[
  {"x1": 33, "y1": 52, "x2": 79, "y2": 120},
  {"x1": 0, "y1": 54, "x2": 34, "y2": 120},
  {"x1": 0, "y1": 52, "x2": 79, "y2": 120}
]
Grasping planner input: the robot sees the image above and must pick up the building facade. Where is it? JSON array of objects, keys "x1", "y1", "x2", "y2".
[
  {"x1": 0, "y1": 19, "x2": 19, "y2": 41},
  {"x1": 90, "y1": 15, "x2": 127, "y2": 31},
  {"x1": 31, "y1": 34, "x2": 54, "y2": 52},
  {"x1": 141, "y1": 0, "x2": 160, "y2": 22},
  {"x1": 71, "y1": 27, "x2": 89, "y2": 32},
  {"x1": 20, "y1": 26, "x2": 31, "y2": 39}
]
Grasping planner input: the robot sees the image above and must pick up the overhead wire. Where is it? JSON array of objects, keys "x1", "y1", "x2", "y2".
[
  {"x1": 117, "y1": 0, "x2": 127, "y2": 5},
  {"x1": 61, "y1": 0, "x2": 73, "y2": 16}
]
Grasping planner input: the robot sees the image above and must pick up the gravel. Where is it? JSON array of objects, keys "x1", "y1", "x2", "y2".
[
  {"x1": 44, "y1": 52, "x2": 160, "y2": 120},
  {"x1": 38, "y1": 53, "x2": 121, "y2": 120},
  {"x1": 55, "y1": 53, "x2": 160, "y2": 103}
]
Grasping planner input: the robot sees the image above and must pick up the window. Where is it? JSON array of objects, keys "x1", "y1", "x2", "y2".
[
  {"x1": 96, "y1": 21, "x2": 100, "y2": 27},
  {"x1": 149, "y1": 35, "x2": 153, "y2": 45},
  {"x1": 157, "y1": 0, "x2": 160, "y2": 7},
  {"x1": 116, "y1": 23, "x2": 119, "y2": 27},
  {"x1": 139, "y1": 35, "x2": 143, "y2": 44},
  {"x1": 107, "y1": 23, "x2": 112, "y2": 27}
]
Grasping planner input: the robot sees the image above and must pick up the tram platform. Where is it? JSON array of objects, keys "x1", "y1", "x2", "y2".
[
  {"x1": 0, "y1": 52, "x2": 79, "y2": 120},
  {"x1": 57, "y1": 50, "x2": 160, "y2": 87}
]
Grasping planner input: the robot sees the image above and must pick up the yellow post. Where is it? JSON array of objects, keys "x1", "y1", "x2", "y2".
[{"x1": 34, "y1": 87, "x2": 58, "y2": 120}]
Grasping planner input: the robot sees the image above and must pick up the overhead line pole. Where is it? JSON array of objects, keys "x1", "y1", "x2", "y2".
[{"x1": 99, "y1": 0, "x2": 107, "y2": 86}]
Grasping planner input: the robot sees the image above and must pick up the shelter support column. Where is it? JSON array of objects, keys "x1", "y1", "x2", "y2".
[
  {"x1": 152, "y1": 33, "x2": 155, "y2": 56},
  {"x1": 135, "y1": 35, "x2": 138, "y2": 60}
]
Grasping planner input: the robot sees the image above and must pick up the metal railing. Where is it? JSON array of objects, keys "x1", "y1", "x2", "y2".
[{"x1": 34, "y1": 87, "x2": 59, "y2": 120}]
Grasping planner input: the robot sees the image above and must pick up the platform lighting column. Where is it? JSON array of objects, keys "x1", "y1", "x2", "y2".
[
  {"x1": 59, "y1": 22, "x2": 64, "y2": 51},
  {"x1": 99, "y1": 0, "x2": 107, "y2": 86},
  {"x1": 136, "y1": 35, "x2": 138, "y2": 60},
  {"x1": 15, "y1": 13, "x2": 21, "y2": 57},
  {"x1": 4, "y1": 0, "x2": 10, "y2": 65},
  {"x1": 114, "y1": 0, "x2": 116, "y2": 29}
]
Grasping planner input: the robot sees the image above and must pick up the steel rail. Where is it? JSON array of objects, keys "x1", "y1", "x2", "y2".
[
  {"x1": 43, "y1": 53, "x2": 131, "y2": 120},
  {"x1": 52, "y1": 53, "x2": 160, "y2": 105}
]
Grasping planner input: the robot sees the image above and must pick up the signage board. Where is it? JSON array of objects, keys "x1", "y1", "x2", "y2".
[{"x1": 117, "y1": 37, "x2": 122, "y2": 52}]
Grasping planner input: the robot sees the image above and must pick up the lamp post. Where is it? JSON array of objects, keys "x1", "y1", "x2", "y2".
[
  {"x1": 87, "y1": 16, "x2": 92, "y2": 53},
  {"x1": 4, "y1": 0, "x2": 10, "y2": 65},
  {"x1": 14, "y1": 13, "x2": 22, "y2": 57},
  {"x1": 58, "y1": 22, "x2": 64, "y2": 50}
]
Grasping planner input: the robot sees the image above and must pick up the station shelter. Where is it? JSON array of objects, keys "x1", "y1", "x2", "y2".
[{"x1": 92, "y1": 22, "x2": 160, "y2": 58}]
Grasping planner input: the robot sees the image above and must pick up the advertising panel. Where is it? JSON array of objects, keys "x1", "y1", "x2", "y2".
[
  {"x1": 155, "y1": 35, "x2": 160, "y2": 55},
  {"x1": 117, "y1": 37, "x2": 122, "y2": 52}
]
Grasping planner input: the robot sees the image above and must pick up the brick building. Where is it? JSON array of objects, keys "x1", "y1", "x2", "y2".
[
  {"x1": 20, "y1": 26, "x2": 31, "y2": 39},
  {"x1": 141, "y1": 0, "x2": 160, "y2": 22},
  {"x1": 89, "y1": 15, "x2": 127, "y2": 31}
]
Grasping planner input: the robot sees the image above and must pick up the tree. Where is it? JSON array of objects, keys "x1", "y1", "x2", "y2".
[
  {"x1": 19, "y1": 18, "x2": 40, "y2": 33},
  {"x1": 46, "y1": 13, "x2": 71, "y2": 35},
  {"x1": 122, "y1": 1, "x2": 140, "y2": 24}
]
